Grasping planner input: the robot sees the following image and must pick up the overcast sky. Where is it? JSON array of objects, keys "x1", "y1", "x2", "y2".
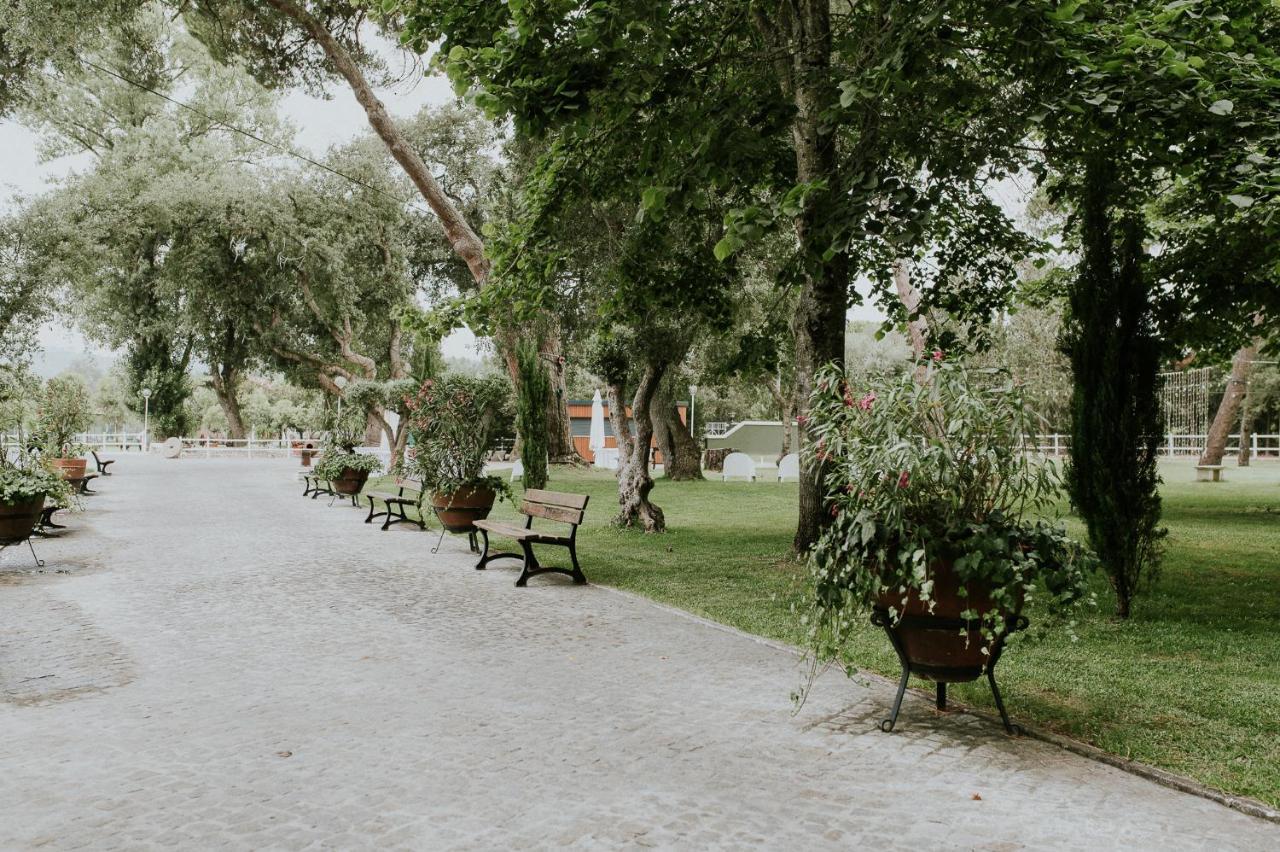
[
  {"x1": 2, "y1": 52, "x2": 486, "y2": 376},
  {"x1": 2, "y1": 41, "x2": 909, "y2": 379}
]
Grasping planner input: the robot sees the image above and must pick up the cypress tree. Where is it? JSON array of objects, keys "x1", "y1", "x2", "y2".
[
  {"x1": 1064, "y1": 157, "x2": 1166, "y2": 618},
  {"x1": 515, "y1": 340, "x2": 549, "y2": 490}
]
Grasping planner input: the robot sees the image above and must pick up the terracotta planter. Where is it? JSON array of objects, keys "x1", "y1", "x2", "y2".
[
  {"x1": 874, "y1": 560, "x2": 1020, "y2": 681},
  {"x1": 432, "y1": 485, "x2": 496, "y2": 532},
  {"x1": 0, "y1": 496, "x2": 44, "y2": 544},
  {"x1": 331, "y1": 467, "x2": 370, "y2": 495},
  {"x1": 50, "y1": 458, "x2": 87, "y2": 480}
]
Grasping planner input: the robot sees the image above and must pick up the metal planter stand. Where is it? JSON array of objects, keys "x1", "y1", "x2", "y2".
[
  {"x1": 870, "y1": 608, "x2": 1029, "y2": 735},
  {"x1": 0, "y1": 534, "x2": 44, "y2": 568}
]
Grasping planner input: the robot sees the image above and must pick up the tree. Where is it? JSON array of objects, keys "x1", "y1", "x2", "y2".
[
  {"x1": 402, "y1": 0, "x2": 1040, "y2": 552},
  {"x1": 1200, "y1": 339, "x2": 1263, "y2": 466},
  {"x1": 0, "y1": 214, "x2": 53, "y2": 367},
  {"x1": 587, "y1": 329, "x2": 669, "y2": 531},
  {"x1": 184, "y1": 0, "x2": 584, "y2": 462},
  {"x1": 515, "y1": 340, "x2": 549, "y2": 490},
  {"x1": 994, "y1": 0, "x2": 1280, "y2": 616}
]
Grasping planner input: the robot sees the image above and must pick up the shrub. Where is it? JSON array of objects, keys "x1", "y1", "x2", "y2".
[
  {"x1": 403, "y1": 375, "x2": 511, "y2": 500},
  {"x1": 515, "y1": 341, "x2": 549, "y2": 490},
  {"x1": 804, "y1": 358, "x2": 1095, "y2": 661},
  {"x1": 33, "y1": 375, "x2": 92, "y2": 457}
]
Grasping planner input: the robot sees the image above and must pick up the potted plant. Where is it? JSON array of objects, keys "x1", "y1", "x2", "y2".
[
  {"x1": 0, "y1": 451, "x2": 73, "y2": 544},
  {"x1": 33, "y1": 376, "x2": 93, "y2": 480},
  {"x1": 403, "y1": 375, "x2": 512, "y2": 532},
  {"x1": 803, "y1": 358, "x2": 1095, "y2": 732},
  {"x1": 312, "y1": 419, "x2": 382, "y2": 495}
]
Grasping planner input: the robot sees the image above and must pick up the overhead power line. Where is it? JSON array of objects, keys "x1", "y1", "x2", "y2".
[{"x1": 77, "y1": 57, "x2": 433, "y2": 217}]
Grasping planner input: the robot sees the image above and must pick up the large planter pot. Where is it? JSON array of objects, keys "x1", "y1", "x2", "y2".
[
  {"x1": 331, "y1": 467, "x2": 370, "y2": 495},
  {"x1": 50, "y1": 458, "x2": 87, "y2": 480},
  {"x1": 432, "y1": 485, "x2": 496, "y2": 533},
  {"x1": 0, "y1": 496, "x2": 44, "y2": 544},
  {"x1": 874, "y1": 560, "x2": 1020, "y2": 682}
]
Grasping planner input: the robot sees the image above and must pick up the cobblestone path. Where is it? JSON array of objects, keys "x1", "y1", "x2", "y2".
[{"x1": 1, "y1": 457, "x2": 1275, "y2": 849}]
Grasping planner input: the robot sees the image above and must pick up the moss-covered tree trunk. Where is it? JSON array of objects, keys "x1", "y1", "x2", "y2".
[
  {"x1": 608, "y1": 363, "x2": 667, "y2": 531},
  {"x1": 1065, "y1": 155, "x2": 1166, "y2": 619},
  {"x1": 650, "y1": 382, "x2": 703, "y2": 480},
  {"x1": 209, "y1": 363, "x2": 246, "y2": 440},
  {"x1": 1200, "y1": 340, "x2": 1260, "y2": 466}
]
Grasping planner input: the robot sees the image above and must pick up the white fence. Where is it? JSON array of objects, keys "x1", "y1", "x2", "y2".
[{"x1": 1031, "y1": 434, "x2": 1280, "y2": 458}]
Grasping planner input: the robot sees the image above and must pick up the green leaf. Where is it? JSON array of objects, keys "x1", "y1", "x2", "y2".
[
  {"x1": 1226, "y1": 194, "x2": 1254, "y2": 208},
  {"x1": 1208, "y1": 99, "x2": 1234, "y2": 115},
  {"x1": 713, "y1": 236, "x2": 736, "y2": 262}
]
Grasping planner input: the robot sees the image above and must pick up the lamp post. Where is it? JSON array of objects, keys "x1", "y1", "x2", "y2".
[
  {"x1": 688, "y1": 384, "x2": 698, "y2": 436},
  {"x1": 141, "y1": 388, "x2": 152, "y2": 452}
]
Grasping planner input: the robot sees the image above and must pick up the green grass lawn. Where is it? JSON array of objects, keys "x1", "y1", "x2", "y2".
[{"x1": 375, "y1": 459, "x2": 1280, "y2": 807}]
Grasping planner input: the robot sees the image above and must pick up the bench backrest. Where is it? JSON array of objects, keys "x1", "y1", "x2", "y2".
[
  {"x1": 395, "y1": 477, "x2": 424, "y2": 494},
  {"x1": 520, "y1": 489, "x2": 589, "y2": 527}
]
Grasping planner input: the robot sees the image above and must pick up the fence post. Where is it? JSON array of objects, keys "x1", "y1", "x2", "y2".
[{"x1": 1167, "y1": 433, "x2": 1174, "y2": 458}]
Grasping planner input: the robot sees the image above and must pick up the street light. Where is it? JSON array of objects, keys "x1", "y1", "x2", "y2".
[
  {"x1": 689, "y1": 384, "x2": 698, "y2": 435},
  {"x1": 141, "y1": 388, "x2": 152, "y2": 452}
]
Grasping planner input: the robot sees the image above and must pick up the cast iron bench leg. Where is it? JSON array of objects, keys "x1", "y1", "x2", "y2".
[{"x1": 515, "y1": 540, "x2": 540, "y2": 587}]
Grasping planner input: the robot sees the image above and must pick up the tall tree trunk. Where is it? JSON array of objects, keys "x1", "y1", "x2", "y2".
[
  {"x1": 497, "y1": 327, "x2": 583, "y2": 465},
  {"x1": 266, "y1": 0, "x2": 583, "y2": 464},
  {"x1": 664, "y1": 404, "x2": 703, "y2": 480},
  {"x1": 209, "y1": 364, "x2": 246, "y2": 440},
  {"x1": 607, "y1": 363, "x2": 667, "y2": 531},
  {"x1": 264, "y1": 0, "x2": 487, "y2": 283},
  {"x1": 893, "y1": 259, "x2": 929, "y2": 360},
  {"x1": 781, "y1": 0, "x2": 848, "y2": 554},
  {"x1": 1200, "y1": 340, "x2": 1260, "y2": 466},
  {"x1": 1238, "y1": 383, "x2": 1253, "y2": 467},
  {"x1": 651, "y1": 386, "x2": 676, "y2": 472}
]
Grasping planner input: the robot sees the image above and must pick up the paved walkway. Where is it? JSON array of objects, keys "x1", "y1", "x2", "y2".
[{"x1": 1, "y1": 457, "x2": 1275, "y2": 850}]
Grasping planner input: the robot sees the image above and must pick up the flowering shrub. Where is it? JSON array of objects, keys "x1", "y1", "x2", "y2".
[
  {"x1": 402, "y1": 375, "x2": 512, "y2": 501},
  {"x1": 804, "y1": 359, "x2": 1095, "y2": 659},
  {"x1": 32, "y1": 375, "x2": 92, "y2": 458}
]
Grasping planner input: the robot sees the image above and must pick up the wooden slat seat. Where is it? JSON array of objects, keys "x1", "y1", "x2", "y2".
[
  {"x1": 473, "y1": 489, "x2": 590, "y2": 586},
  {"x1": 364, "y1": 477, "x2": 426, "y2": 531}
]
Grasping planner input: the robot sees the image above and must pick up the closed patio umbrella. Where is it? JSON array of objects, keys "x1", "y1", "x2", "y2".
[{"x1": 589, "y1": 390, "x2": 607, "y2": 466}]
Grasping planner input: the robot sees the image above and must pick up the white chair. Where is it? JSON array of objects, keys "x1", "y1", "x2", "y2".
[
  {"x1": 721, "y1": 452, "x2": 756, "y2": 482},
  {"x1": 511, "y1": 458, "x2": 524, "y2": 481},
  {"x1": 777, "y1": 453, "x2": 800, "y2": 482}
]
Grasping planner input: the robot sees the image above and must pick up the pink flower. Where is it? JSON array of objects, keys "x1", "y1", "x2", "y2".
[
  {"x1": 897, "y1": 470, "x2": 910, "y2": 489},
  {"x1": 858, "y1": 392, "x2": 876, "y2": 411},
  {"x1": 842, "y1": 390, "x2": 855, "y2": 408},
  {"x1": 796, "y1": 414, "x2": 809, "y2": 425},
  {"x1": 932, "y1": 349, "x2": 944, "y2": 363},
  {"x1": 829, "y1": 503, "x2": 840, "y2": 517}
]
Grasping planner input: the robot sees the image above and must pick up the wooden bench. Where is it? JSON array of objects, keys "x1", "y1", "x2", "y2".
[
  {"x1": 91, "y1": 450, "x2": 115, "y2": 475},
  {"x1": 35, "y1": 504, "x2": 66, "y2": 534},
  {"x1": 474, "y1": 489, "x2": 589, "y2": 587},
  {"x1": 1195, "y1": 464, "x2": 1226, "y2": 482},
  {"x1": 364, "y1": 477, "x2": 427, "y2": 531},
  {"x1": 296, "y1": 472, "x2": 358, "y2": 506},
  {"x1": 67, "y1": 473, "x2": 99, "y2": 495}
]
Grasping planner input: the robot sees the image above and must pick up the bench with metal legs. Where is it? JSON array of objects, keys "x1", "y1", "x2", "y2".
[
  {"x1": 364, "y1": 477, "x2": 427, "y2": 531},
  {"x1": 473, "y1": 490, "x2": 590, "y2": 587}
]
